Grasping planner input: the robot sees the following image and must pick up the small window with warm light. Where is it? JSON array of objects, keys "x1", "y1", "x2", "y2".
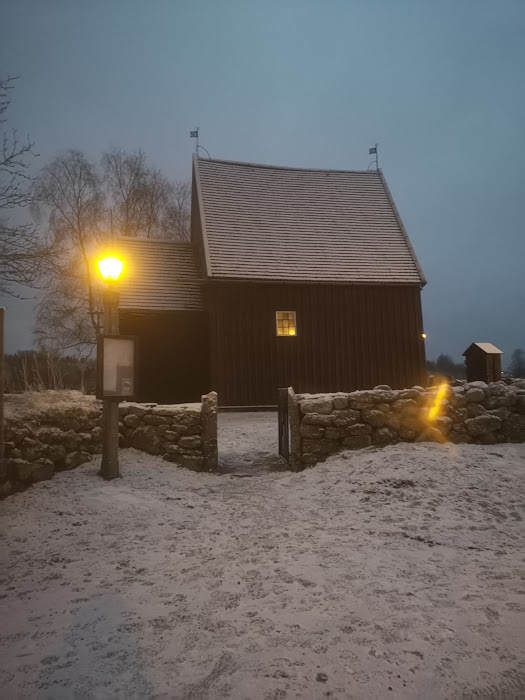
[{"x1": 276, "y1": 311, "x2": 297, "y2": 336}]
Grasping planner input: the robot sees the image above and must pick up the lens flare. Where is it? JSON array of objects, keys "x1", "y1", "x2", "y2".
[{"x1": 427, "y1": 382, "x2": 448, "y2": 421}]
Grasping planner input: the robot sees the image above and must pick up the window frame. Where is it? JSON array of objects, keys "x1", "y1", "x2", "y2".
[{"x1": 275, "y1": 310, "x2": 297, "y2": 337}]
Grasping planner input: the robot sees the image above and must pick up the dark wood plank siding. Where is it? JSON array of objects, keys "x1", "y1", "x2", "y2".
[
  {"x1": 208, "y1": 282, "x2": 426, "y2": 406},
  {"x1": 119, "y1": 311, "x2": 209, "y2": 403}
]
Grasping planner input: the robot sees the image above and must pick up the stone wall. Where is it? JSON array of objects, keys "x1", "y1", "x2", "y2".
[
  {"x1": 120, "y1": 391, "x2": 218, "y2": 472},
  {"x1": 289, "y1": 380, "x2": 525, "y2": 469},
  {"x1": 1, "y1": 391, "x2": 218, "y2": 499}
]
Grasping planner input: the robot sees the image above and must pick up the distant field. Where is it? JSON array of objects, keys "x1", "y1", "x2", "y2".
[{"x1": 4, "y1": 390, "x2": 99, "y2": 420}]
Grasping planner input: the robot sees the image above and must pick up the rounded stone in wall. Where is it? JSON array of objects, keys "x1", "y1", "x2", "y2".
[
  {"x1": 466, "y1": 403, "x2": 486, "y2": 418},
  {"x1": 398, "y1": 426, "x2": 416, "y2": 440},
  {"x1": 302, "y1": 413, "x2": 334, "y2": 426},
  {"x1": 465, "y1": 388, "x2": 485, "y2": 403},
  {"x1": 341, "y1": 435, "x2": 371, "y2": 449},
  {"x1": 32, "y1": 460, "x2": 54, "y2": 482},
  {"x1": 45, "y1": 443, "x2": 66, "y2": 463},
  {"x1": 433, "y1": 416, "x2": 453, "y2": 436},
  {"x1": 332, "y1": 409, "x2": 360, "y2": 428},
  {"x1": 362, "y1": 409, "x2": 385, "y2": 428},
  {"x1": 179, "y1": 435, "x2": 202, "y2": 450},
  {"x1": 448, "y1": 406, "x2": 468, "y2": 423},
  {"x1": 332, "y1": 394, "x2": 349, "y2": 410},
  {"x1": 392, "y1": 399, "x2": 419, "y2": 415},
  {"x1": 464, "y1": 414, "x2": 502, "y2": 437},
  {"x1": 299, "y1": 397, "x2": 334, "y2": 415},
  {"x1": 415, "y1": 427, "x2": 447, "y2": 443},
  {"x1": 372, "y1": 426, "x2": 396, "y2": 445},
  {"x1": 123, "y1": 414, "x2": 140, "y2": 429},
  {"x1": 300, "y1": 424, "x2": 325, "y2": 439},
  {"x1": 449, "y1": 425, "x2": 473, "y2": 444}
]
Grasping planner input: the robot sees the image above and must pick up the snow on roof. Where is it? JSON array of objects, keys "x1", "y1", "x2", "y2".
[
  {"x1": 464, "y1": 342, "x2": 504, "y2": 355},
  {"x1": 117, "y1": 238, "x2": 204, "y2": 312},
  {"x1": 193, "y1": 156, "x2": 426, "y2": 285}
]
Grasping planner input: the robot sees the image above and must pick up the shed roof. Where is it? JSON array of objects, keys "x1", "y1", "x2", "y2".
[
  {"x1": 117, "y1": 238, "x2": 203, "y2": 312},
  {"x1": 463, "y1": 342, "x2": 504, "y2": 355},
  {"x1": 193, "y1": 156, "x2": 425, "y2": 285}
]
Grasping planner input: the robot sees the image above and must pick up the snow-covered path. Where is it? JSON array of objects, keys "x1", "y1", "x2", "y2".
[
  {"x1": 218, "y1": 411, "x2": 286, "y2": 474},
  {"x1": 1, "y1": 440, "x2": 524, "y2": 699}
]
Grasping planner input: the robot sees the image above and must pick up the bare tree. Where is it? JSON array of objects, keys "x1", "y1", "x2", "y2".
[
  {"x1": 163, "y1": 180, "x2": 191, "y2": 241},
  {"x1": 33, "y1": 146, "x2": 190, "y2": 356},
  {"x1": 0, "y1": 75, "x2": 49, "y2": 295},
  {"x1": 32, "y1": 150, "x2": 104, "y2": 354},
  {"x1": 102, "y1": 147, "x2": 147, "y2": 237},
  {"x1": 103, "y1": 146, "x2": 190, "y2": 240},
  {"x1": 509, "y1": 349, "x2": 525, "y2": 378}
]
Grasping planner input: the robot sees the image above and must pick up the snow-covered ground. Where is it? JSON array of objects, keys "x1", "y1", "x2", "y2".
[{"x1": 1, "y1": 414, "x2": 524, "y2": 699}]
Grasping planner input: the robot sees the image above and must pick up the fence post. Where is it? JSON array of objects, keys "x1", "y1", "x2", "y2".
[
  {"x1": 287, "y1": 387, "x2": 302, "y2": 472},
  {"x1": 201, "y1": 391, "x2": 218, "y2": 472},
  {"x1": 278, "y1": 388, "x2": 289, "y2": 461}
]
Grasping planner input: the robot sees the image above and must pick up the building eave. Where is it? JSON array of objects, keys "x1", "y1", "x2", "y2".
[{"x1": 192, "y1": 154, "x2": 213, "y2": 279}]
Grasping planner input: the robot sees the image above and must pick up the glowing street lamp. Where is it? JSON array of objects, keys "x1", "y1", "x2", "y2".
[
  {"x1": 97, "y1": 252, "x2": 125, "y2": 480},
  {"x1": 97, "y1": 255, "x2": 124, "y2": 282}
]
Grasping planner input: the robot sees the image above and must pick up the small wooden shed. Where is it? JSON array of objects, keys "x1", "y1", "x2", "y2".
[{"x1": 463, "y1": 343, "x2": 503, "y2": 383}]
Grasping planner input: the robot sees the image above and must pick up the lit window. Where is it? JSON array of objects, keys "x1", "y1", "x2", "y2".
[{"x1": 276, "y1": 311, "x2": 297, "y2": 336}]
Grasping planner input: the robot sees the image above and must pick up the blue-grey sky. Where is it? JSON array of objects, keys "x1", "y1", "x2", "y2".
[{"x1": 1, "y1": 0, "x2": 524, "y2": 364}]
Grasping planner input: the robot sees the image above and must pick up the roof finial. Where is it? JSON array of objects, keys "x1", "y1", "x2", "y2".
[
  {"x1": 190, "y1": 126, "x2": 199, "y2": 153},
  {"x1": 368, "y1": 143, "x2": 379, "y2": 171},
  {"x1": 190, "y1": 127, "x2": 211, "y2": 158}
]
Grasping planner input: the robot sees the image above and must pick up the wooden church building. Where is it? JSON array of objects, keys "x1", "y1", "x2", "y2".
[{"x1": 118, "y1": 155, "x2": 427, "y2": 407}]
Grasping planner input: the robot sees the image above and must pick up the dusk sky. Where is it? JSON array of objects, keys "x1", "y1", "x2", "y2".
[{"x1": 1, "y1": 0, "x2": 524, "y2": 365}]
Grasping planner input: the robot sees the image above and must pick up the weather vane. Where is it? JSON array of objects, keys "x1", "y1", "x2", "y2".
[
  {"x1": 368, "y1": 143, "x2": 379, "y2": 170},
  {"x1": 190, "y1": 127, "x2": 211, "y2": 158}
]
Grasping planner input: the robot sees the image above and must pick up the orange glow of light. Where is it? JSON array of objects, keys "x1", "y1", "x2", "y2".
[
  {"x1": 427, "y1": 382, "x2": 448, "y2": 421},
  {"x1": 422, "y1": 333, "x2": 427, "y2": 339},
  {"x1": 97, "y1": 255, "x2": 124, "y2": 282},
  {"x1": 288, "y1": 328, "x2": 296, "y2": 336}
]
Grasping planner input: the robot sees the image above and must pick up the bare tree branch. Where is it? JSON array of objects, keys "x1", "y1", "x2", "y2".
[
  {"x1": 0, "y1": 75, "x2": 51, "y2": 296},
  {"x1": 102, "y1": 146, "x2": 190, "y2": 240},
  {"x1": 33, "y1": 151, "x2": 105, "y2": 355},
  {"x1": 32, "y1": 145, "x2": 191, "y2": 355}
]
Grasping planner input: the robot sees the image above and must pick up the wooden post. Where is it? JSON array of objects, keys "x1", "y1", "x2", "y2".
[
  {"x1": 0, "y1": 307, "x2": 4, "y2": 462},
  {"x1": 287, "y1": 387, "x2": 302, "y2": 472},
  {"x1": 278, "y1": 388, "x2": 289, "y2": 462},
  {"x1": 201, "y1": 391, "x2": 218, "y2": 472},
  {"x1": 100, "y1": 288, "x2": 120, "y2": 480}
]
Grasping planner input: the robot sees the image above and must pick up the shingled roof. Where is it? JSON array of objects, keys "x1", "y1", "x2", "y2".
[
  {"x1": 194, "y1": 156, "x2": 425, "y2": 285},
  {"x1": 117, "y1": 238, "x2": 203, "y2": 311}
]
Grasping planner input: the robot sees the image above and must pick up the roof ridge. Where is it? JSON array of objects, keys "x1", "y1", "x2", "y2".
[{"x1": 197, "y1": 156, "x2": 380, "y2": 176}]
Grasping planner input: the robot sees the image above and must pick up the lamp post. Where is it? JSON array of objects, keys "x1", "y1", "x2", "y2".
[
  {"x1": 97, "y1": 254, "x2": 124, "y2": 480},
  {"x1": 0, "y1": 308, "x2": 4, "y2": 465}
]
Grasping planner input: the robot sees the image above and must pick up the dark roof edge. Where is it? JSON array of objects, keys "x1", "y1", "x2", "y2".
[
  {"x1": 197, "y1": 155, "x2": 380, "y2": 176},
  {"x1": 119, "y1": 307, "x2": 205, "y2": 314},
  {"x1": 116, "y1": 237, "x2": 195, "y2": 247},
  {"x1": 378, "y1": 169, "x2": 427, "y2": 287},
  {"x1": 192, "y1": 154, "x2": 213, "y2": 277},
  {"x1": 206, "y1": 277, "x2": 424, "y2": 287}
]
